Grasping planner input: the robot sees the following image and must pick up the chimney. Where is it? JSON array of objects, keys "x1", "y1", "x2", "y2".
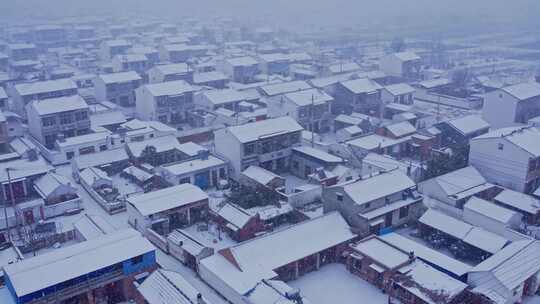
[
  {"x1": 197, "y1": 293, "x2": 207, "y2": 304},
  {"x1": 408, "y1": 251, "x2": 415, "y2": 260}
]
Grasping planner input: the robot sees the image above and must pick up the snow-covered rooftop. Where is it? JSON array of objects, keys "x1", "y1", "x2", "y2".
[
  {"x1": 160, "y1": 155, "x2": 226, "y2": 176},
  {"x1": 260, "y1": 80, "x2": 312, "y2": 97},
  {"x1": 343, "y1": 171, "x2": 415, "y2": 206},
  {"x1": 15, "y1": 78, "x2": 77, "y2": 96},
  {"x1": 465, "y1": 197, "x2": 518, "y2": 224},
  {"x1": 226, "y1": 56, "x2": 259, "y2": 66},
  {"x1": 283, "y1": 88, "x2": 333, "y2": 106},
  {"x1": 127, "y1": 135, "x2": 183, "y2": 157},
  {"x1": 153, "y1": 63, "x2": 189, "y2": 75},
  {"x1": 383, "y1": 83, "x2": 415, "y2": 96},
  {"x1": 201, "y1": 89, "x2": 247, "y2": 105},
  {"x1": 127, "y1": 184, "x2": 208, "y2": 216},
  {"x1": 501, "y1": 82, "x2": 540, "y2": 100},
  {"x1": 225, "y1": 116, "x2": 303, "y2": 143},
  {"x1": 385, "y1": 121, "x2": 417, "y2": 137},
  {"x1": 3, "y1": 229, "x2": 154, "y2": 297},
  {"x1": 241, "y1": 165, "x2": 283, "y2": 186},
  {"x1": 340, "y1": 78, "x2": 382, "y2": 94},
  {"x1": 473, "y1": 126, "x2": 540, "y2": 157},
  {"x1": 352, "y1": 236, "x2": 410, "y2": 269},
  {"x1": 392, "y1": 51, "x2": 421, "y2": 62},
  {"x1": 494, "y1": 189, "x2": 540, "y2": 215},
  {"x1": 292, "y1": 146, "x2": 343, "y2": 164},
  {"x1": 98, "y1": 71, "x2": 141, "y2": 84},
  {"x1": 144, "y1": 80, "x2": 195, "y2": 97},
  {"x1": 446, "y1": 115, "x2": 490, "y2": 136},
  {"x1": 137, "y1": 268, "x2": 207, "y2": 304},
  {"x1": 28, "y1": 95, "x2": 88, "y2": 115}
]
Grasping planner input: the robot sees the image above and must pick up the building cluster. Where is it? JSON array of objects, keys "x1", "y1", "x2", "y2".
[{"x1": 0, "y1": 13, "x2": 539, "y2": 304}]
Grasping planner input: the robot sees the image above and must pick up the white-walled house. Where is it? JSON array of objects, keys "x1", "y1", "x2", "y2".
[
  {"x1": 482, "y1": 82, "x2": 540, "y2": 128},
  {"x1": 469, "y1": 126, "x2": 540, "y2": 193},
  {"x1": 267, "y1": 88, "x2": 334, "y2": 133},
  {"x1": 381, "y1": 83, "x2": 415, "y2": 105},
  {"x1": 194, "y1": 89, "x2": 248, "y2": 112},
  {"x1": 222, "y1": 56, "x2": 259, "y2": 83},
  {"x1": 214, "y1": 116, "x2": 303, "y2": 179},
  {"x1": 93, "y1": 71, "x2": 142, "y2": 107},
  {"x1": 135, "y1": 80, "x2": 196, "y2": 124},
  {"x1": 111, "y1": 54, "x2": 150, "y2": 74},
  {"x1": 26, "y1": 95, "x2": 91, "y2": 149},
  {"x1": 379, "y1": 51, "x2": 421, "y2": 78},
  {"x1": 10, "y1": 78, "x2": 78, "y2": 117}
]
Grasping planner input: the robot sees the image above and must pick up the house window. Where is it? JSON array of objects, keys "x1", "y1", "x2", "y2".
[
  {"x1": 99, "y1": 145, "x2": 107, "y2": 151},
  {"x1": 75, "y1": 111, "x2": 88, "y2": 121},
  {"x1": 244, "y1": 143, "x2": 255, "y2": 155},
  {"x1": 42, "y1": 117, "x2": 56, "y2": 127},
  {"x1": 498, "y1": 143, "x2": 504, "y2": 150},
  {"x1": 60, "y1": 113, "x2": 73, "y2": 124},
  {"x1": 337, "y1": 193, "x2": 343, "y2": 202},
  {"x1": 179, "y1": 177, "x2": 191, "y2": 184},
  {"x1": 66, "y1": 151, "x2": 75, "y2": 160},
  {"x1": 399, "y1": 205, "x2": 409, "y2": 219},
  {"x1": 364, "y1": 202, "x2": 371, "y2": 209},
  {"x1": 292, "y1": 161, "x2": 299, "y2": 169},
  {"x1": 352, "y1": 259, "x2": 362, "y2": 271},
  {"x1": 131, "y1": 254, "x2": 144, "y2": 265}
]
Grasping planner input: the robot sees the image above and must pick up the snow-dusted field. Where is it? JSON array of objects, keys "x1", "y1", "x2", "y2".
[{"x1": 288, "y1": 263, "x2": 388, "y2": 304}]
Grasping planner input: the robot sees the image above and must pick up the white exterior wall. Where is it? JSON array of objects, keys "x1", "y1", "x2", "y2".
[
  {"x1": 379, "y1": 55, "x2": 402, "y2": 77},
  {"x1": 93, "y1": 77, "x2": 107, "y2": 102},
  {"x1": 469, "y1": 138, "x2": 531, "y2": 192},
  {"x1": 266, "y1": 98, "x2": 298, "y2": 120},
  {"x1": 214, "y1": 128, "x2": 243, "y2": 179},
  {"x1": 463, "y1": 207, "x2": 517, "y2": 236},
  {"x1": 148, "y1": 68, "x2": 165, "y2": 84},
  {"x1": 135, "y1": 86, "x2": 157, "y2": 121},
  {"x1": 483, "y1": 90, "x2": 519, "y2": 129},
  {"x1": 198, "y1": 262, "x2": 247, "y2": 304},
  {"x1": 127, "y1": 202, "x2": 151, "y2": 233},
  {"x1": 26, "y1": 103, "x2": 44, "y2": 143}
]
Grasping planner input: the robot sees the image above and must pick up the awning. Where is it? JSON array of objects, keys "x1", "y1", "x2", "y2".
[
  {"x1": 369, "y1": 218, "x2": 384, "y2": 227},
  {"x1": 369, "y1": 263, "x2": 385, "y2": 273}
]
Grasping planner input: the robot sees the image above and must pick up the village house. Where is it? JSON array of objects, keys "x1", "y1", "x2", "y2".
[
  {"x1": 136, "y1": 268, "x2": 211, "y2": 304},
  {"x1": 222, "y1": 56, "x2": 260, "y2": 83},
  {"x1": 148, "y1": 62, "x2": 193, "y2": 83},
  {"x1": 194, "y1": 88, "x2": 248, "y2": 112},
  {"x1": 155, "y1": 153, "x2": 228, "y2": 189},
  {"x1": 127, "y1": 183, "x2": 209, "y2": 236},
  {"x1": 435, "y1": 115, "x2": 490, "y2": 146},
  {"x1": 381, "y1": 83, "x2": 416, "y2": 105},
  {"x1": 33, "y1": 25, "x2": 67, "y2": 49},
  {"x1": 26, "y1": 95, "x2": 90, "y2": 149},
  {"x1": 135, "y1": 80, "x2": 196, "y2": 124},
  {"x1": 99, "y1": 39, "x2": 132, "y2": 61},
  {"x1": 128, "y1": 46, "x2": 160, "y2": 65},
  {"x1": 111, "y1": 54, "x2": 151, "y2": 75},
  {"x1": 166, "y1": 229, "x2": 214, "y2": 271},
  {"x1": 334, "y1": 78, "x2": 383, "y2": 115},
  {"x1": 493, "y1": 189, "x2": 540, "y2": 225},
  {"x1": 199, "y1": 212, "x2": 356, "y2": 304},
  {"x1": 239, "y1": 165, "x2": 285, "y2": 190},
  {"x1": 379, "y1": 51, "x2": 422, "y2": 79},
  {"x1": 159, "y1": 44, "x2": 212, "y2": 63},
  {"x1": 467, "y1": 239, "x2": 540, "y2": 304},
  {"x1": 6, "y1": 43, "x2": 37, "y2": 62},
  {"x1": 2, "y1": 228, "x2": 156, "y2": 304},
  {"x1": 33, "y1": 172, "x2": 81, "y2": 218},
  {"x1": 483, "y1": 82, "x2": 540, "y2": 128},
  {"x1": 193, "y1": 71, "x2": 229, "y2": 89},
  {"x1": 259, "y1": 80, "x2": 312, "y2": 100},
  {"x1": 323, "y1": 170, "x2": 422, "y2": 235},
  {"x1": 418, "y1": 166, "x2": 498, "y2": 209},
  {"x1": 212, "y1": 203, "x2": 264, "y2": 242},
  {"x1": 10, "y1": 78, "x2": 78, "y2": 117},
  {"x1": 258, "y1": 53, "x2": 290, "y2": 76},
  {"x1": 125, "y1": 135, "x2": 201, "y2": 166},
  {"x1": 214, "y1": 116, "x2": 304, "y2": 179},
  {"x1": 469, "y1": 126, "x2": 540, "y2": 193},
  {"x1": 463, "y1": 196, "x2": 522, "y2": 234},
  {"x1": 267, "y1": 88, "x2": 334, "y2": 133},
  {"x1": 93, "y1": 71, "x2": 142, "y2": 107},
  {"x1": 346, "y1": 133, "x2": 411, "y2": 159},
  {"x1": 290, "y1": 146, "x2": 344, "y2": 178}
]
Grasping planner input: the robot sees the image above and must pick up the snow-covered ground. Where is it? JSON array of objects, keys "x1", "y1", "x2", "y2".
[
  {"x1": 111, "y1": 173, "x2": 143, "y2": 198},
  {"x1": 525, "y1": 296, "x2": 540, "y2": 304},
  {"x1": 288, "y1": 263, "x2": 388, "y2": 304},
  {"x1": 182, "y1": 222, "x2": 236, "y2": 251}
]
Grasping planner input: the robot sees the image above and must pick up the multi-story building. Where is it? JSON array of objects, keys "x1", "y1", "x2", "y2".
[
  {"x1": 194, "y1": 88, "x2": 247, "y2": 112},
  {"x1": 159, "y1": 44, "x2": 211, "y2": 63},
  {"x1": 381, "y1": 83, "x2": 415, "y2": 105},
  {"x1": 469, "y1": 126, "x2": 540, "y2": 193},
  {"x1": 26, "y1": 95, "x2": 90, "y2": 149},
  {"x1": 334, "y1": 78, "x2": 383, "y2": 115},
  {"x1": 99, "y1": 39, "x2": 132, "y2": 61},
  {"x1": 214, "y1": 116, "x2": 303, "y2": 179},
  {"x1": 483, "y1": 82, "x2": 540, "y2": 128},
  {"x1": 135, "y1": 80, "x2": 196, "y2": 124},
  {"x1": 222, "y1": 56, "x2": 259, "y2": 83},
  {"x1": 2, "y1": 228, "x2": 156, "y2": 304},
  {"x1": 379, "y1": 51, "x2": 422, "y2": 79},
  {"x1": 10, "y1": 78, "x2": 78, "y2": 117},
  {"x1": 112, "y1": 54, "x2": 150, "y2": 74},
  {"x1": 257, "y1": 53, "x2": 290, "y2": 76},
  {"x1": 267, "y1": 88, "x2": 334, "y2": 133},
  {"x1": 323, "y1": 170, "x2": 422, "y2": 236},
  {"x1": 6, "y1": 43, "x2": 37, "y2": 62},
  {"x1": 33, "y1": 25, "x2": 67, "y2": 49},
  {"x1": 93, "y1": 71, "x2": 142, "y2": 106}
]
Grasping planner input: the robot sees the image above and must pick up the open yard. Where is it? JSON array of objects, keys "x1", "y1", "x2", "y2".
[{"x1": 288, "y1": 263, "x2": 388, "y2": 304}]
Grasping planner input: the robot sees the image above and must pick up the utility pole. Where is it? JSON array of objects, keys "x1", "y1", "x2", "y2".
[
  {"x1": 4, "y1": 168, "x2": 14, "y2": 243},
  {"x1": 311, "y1": 94, "x2": 315, "y2": 148}
]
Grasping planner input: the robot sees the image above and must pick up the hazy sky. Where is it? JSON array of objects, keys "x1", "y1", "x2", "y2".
[{"x1": 2, "y1": 0, "x2": 540, "y2": 33}]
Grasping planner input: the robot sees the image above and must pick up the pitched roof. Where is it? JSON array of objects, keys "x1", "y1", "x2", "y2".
[
  {"x1": 15, "y1": 78, "x2": 77, "y2": 96},
  {"x1": 473, "y1": 126, "x2": 540, "y2": 157},
  {"x1": 225, "y1": 116, "x2": 303, "y2": 143},
  {"x1": 260, "y1": 80, "x2": 311, "y2": 96},
  {"x1": 343, "y1": 171, "x2": 415, "y2": 206},
  {"x1": 98, "y1": 71, "x2": 141, "y2": 84},
  {"x1": 340, "y1": 78, "x2": 382, "y2": 94},
  {"x1": 283, "y1": 88, "x2": 333, "y2": 106},
  {"x1": 501, "y1": 82, "x2": 540, "y2": 100},
  {"x1": 144, "y1": 80, "x2": 195, "y2": 96},
  {"x1": 383, "y1": 83, "x2": 415, "y2": 96},
  {"x1": 28, "y1": 95, "x2": 88, "y2": 115},
  {"x1": 127, "y1": 184, "x2": 208, "y2": 216},
  {"x1": 446, "y1": 115, "x2": 490, "y2": 136}
]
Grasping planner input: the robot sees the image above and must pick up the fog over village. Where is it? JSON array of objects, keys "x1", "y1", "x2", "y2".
[{"x1": 0, "y1": 1, "x2": 540, "y2": 304}]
